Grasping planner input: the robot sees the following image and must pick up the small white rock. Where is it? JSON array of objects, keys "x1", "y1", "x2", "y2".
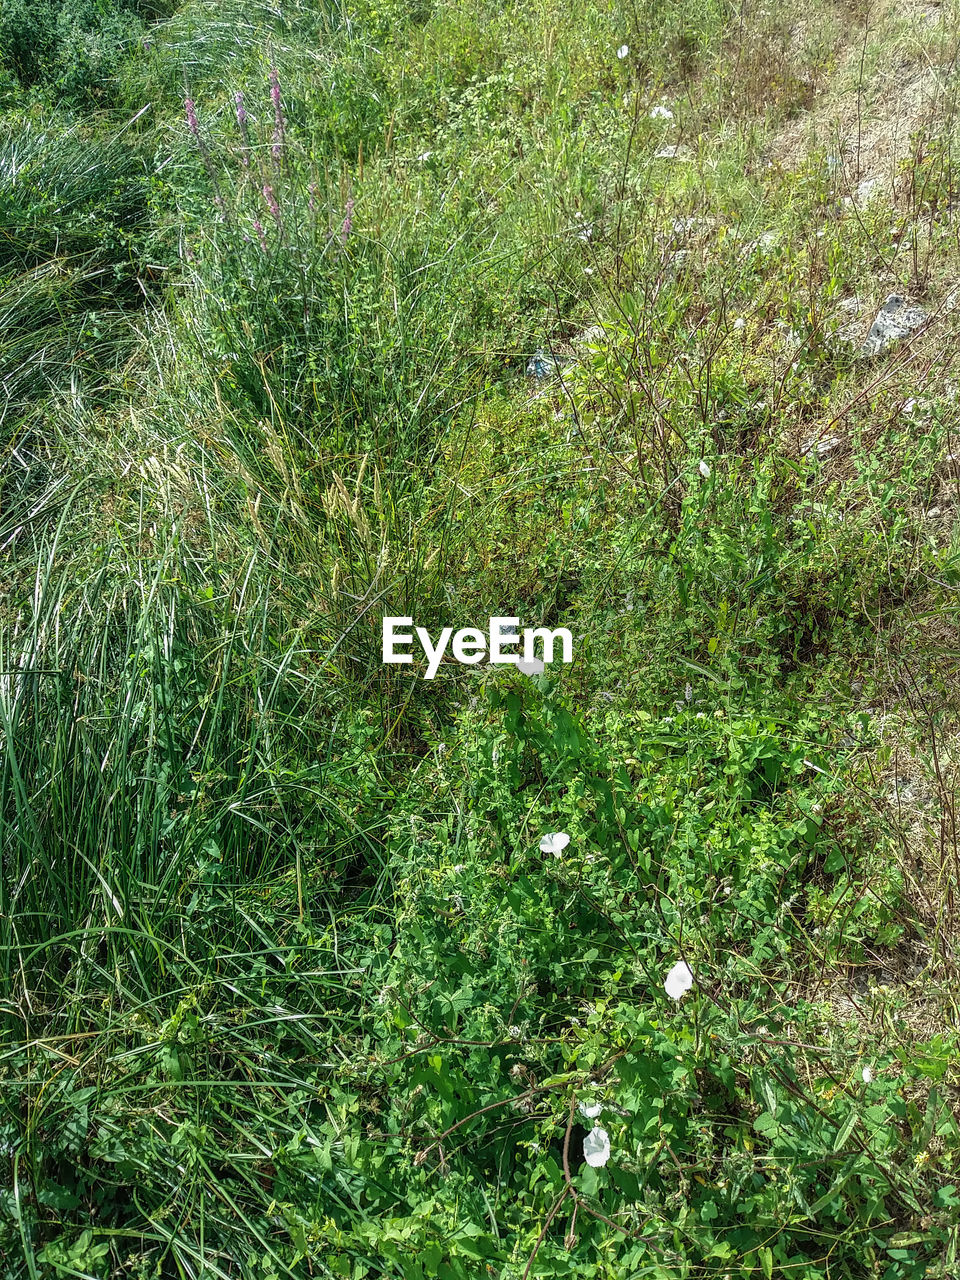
[
  {"x1": 800, "y1": 434, "x2": 841, "y2": 458},
  {"x1": 861, "y1": 294, "x2": 929, "y2": 356}
]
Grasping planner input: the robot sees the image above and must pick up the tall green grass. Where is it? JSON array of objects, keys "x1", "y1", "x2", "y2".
[{"x1": 0, "y1": 125, "x2": 152, "y2": 446}]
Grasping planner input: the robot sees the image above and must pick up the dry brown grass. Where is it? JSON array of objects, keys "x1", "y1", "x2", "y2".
[{"x1": 769, "y1": 0, "x2": 958, "y2": 203}]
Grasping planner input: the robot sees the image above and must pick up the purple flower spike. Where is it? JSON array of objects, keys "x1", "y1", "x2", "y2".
[
  {"x1": 184, "y1": 97, "x2": 199, "y2": 137},
  {"x1": 253, "y1": 218, "x2": 268, "y2": 251},
  {"x1": 340, "y1": 197, "x2": 354, "y2": 246},
  {"x1": 262, "y1": 183, "x2": 281, "y2": 225},
  {"x1": 269, "y1": 67, "x2": 286, "y2": 160}
]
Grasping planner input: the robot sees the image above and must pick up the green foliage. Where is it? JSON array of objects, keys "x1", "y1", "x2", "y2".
[
  {"x1": 0, "y1": 0, "x2": 151, "y2": 108},
  {"x1": 0, "y1": 123, "x2": 153, "y2": 463},
  {"x1": 2, "y1": 0, "x2": 960, "y2": 1275}
]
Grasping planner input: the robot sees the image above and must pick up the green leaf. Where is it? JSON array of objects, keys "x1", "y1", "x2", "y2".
[
  {"x1": 832, "y1": 1109, "x2": 859, "y2": 1152},
  {"x1": 758, "y1": 1077, "x2": 778, "y2": 1117},
  {"x1": 753, "y1": 1112, "x2": 779, "y2": 1137}
]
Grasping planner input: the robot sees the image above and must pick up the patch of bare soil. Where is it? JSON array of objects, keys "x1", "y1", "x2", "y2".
[{"x1": 771, "y1": 1, "x2": 955, "y2": 208}]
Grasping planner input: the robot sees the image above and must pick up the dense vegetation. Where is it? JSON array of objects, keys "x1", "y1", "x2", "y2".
[{"x1": 2, "y1": 0, "x2": 960, "y2": 1276}]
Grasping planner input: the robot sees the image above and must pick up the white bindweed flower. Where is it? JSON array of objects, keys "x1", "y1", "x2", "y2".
[
  {"x1": 617, "y1": 45, "x2": 630, "y2": 59},
  {"x1": 664, "y1": 960, "x2": 694, "y2": 1001},
  {"x1": 578, "y1": 1101, "x2": 602, "y2": 1120},
  {"x1": 583, "y1": 1125, "x2": 611, "y2": 1167},
  {"x1": 862, "y1": 1066, "x2": 874, "y2": 1084},
  {"x1": 698, "y1": 459, "x2": 711, "y2": 478},
  {"x1": 540, "y1": 831, "x2": 570, "y2": 856},
  {"x1": 517, "y1": 657, "x2": 545, "y2": 675},
  {"x1": 650, "y1": 105, "x2": 673, "y2": 120}
]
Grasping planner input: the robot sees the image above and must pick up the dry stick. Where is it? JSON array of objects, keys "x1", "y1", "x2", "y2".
[
  {"x1": 521, "y1": 1187, "x2": 571, "y2": 1280},
  {"x1": 839, "y1": 651, "x2": 960, "y2": 967},
  {"x1": 902, "y1": 663, "x2": 960, "y2": 934},
  {"x1": 415, "y1": 1081, "x2": 574, "y2": 1166},
  {"x1": 558, "y1": 1096, "x2": 658, "y2": 1245},
  {"x1": 819, "y1": 333, "x2": 931, "y2": 439},
  {"x1": 613, "y1": 92, "x2": 644, "y2": 293},
  {"x1": 421, "y1": 1070, "x2": 668, "y2": 1259},
  {"x1": 418, "y1": 1044, "x2": 629, "y2": 1165}
]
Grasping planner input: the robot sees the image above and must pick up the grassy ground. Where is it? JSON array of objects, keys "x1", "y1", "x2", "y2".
[{"x1": 2, "y1": 1, "x2": 960, "y2": 1277}]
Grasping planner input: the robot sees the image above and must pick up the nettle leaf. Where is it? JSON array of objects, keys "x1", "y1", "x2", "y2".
[
  {"x1": 753, "y1": 1112, "x2": 780, "y2": 1138},
  {"x1": 37, "y1": 1182, "x2": 81, "y2": 1211}
]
